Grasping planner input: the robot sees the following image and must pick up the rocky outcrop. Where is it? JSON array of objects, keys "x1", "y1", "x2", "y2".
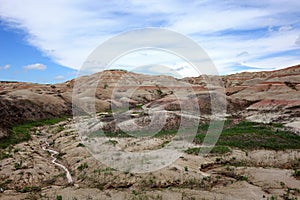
[
  {"x1": 185, "y1": 64, "x2": 300, "y2": 124},
  {"x1": 0, "y1": 84, "x2": 72, "y2": 136},
  {"x1": 0, "y1": 64, "x2": 300, "y2": 138}
]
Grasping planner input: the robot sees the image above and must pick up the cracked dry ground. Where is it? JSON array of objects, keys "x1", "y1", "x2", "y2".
[{"x1": 0, "y1": 120, "x2": 300, "y2": 200}]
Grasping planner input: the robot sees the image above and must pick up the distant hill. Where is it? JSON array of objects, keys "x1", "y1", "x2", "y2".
[{"x1": 1, "y1": 64, "x2": 300, "y2": 138}]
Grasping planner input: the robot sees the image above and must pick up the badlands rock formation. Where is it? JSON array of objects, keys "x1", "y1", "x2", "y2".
[
  {"x1": 1, "y1": 65, "x2": 300, "y2": 137},
  {"x1": 0, "y1": 65, "x2": 300, "y2": 199}
]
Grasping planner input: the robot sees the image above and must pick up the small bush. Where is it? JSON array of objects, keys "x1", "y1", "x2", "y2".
[
  {"x1": 14, "y1": 160, "x2": 23, "y2": 170},
  {"x1": 184, "y1": 166, "x2": 188, "y2": 171},
  {"x1": 0, "y1": 151, "x2": 11, "y2": 160},
  {"x1": 236, "y1": 175, "x2": 248, "y2": 181},
  {"x1": 105, "y1": 139, "x2": 118, "y2": 146},
  {"x1": 56, "y1": 195, "x2": 62, "y2": 200},
  {"x1": 76, "y1": 143, "x2": 85, "y2": 147},
  {"x1": 57, "y1": 152, "x2": 66, "y2": 160},
  {"x1": 293, "y1": 169, "x2": 300, "y2": 179},
  {"x1": 57, "y1": 124, "x2": 65, "y2": 132},
  {"x1": 77, "y1": 162, "x2": 89, "y2": 171}
]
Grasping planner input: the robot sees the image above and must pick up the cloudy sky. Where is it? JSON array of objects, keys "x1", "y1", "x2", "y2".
[{"x1": 0, "y1": 0, "x2": 300, "y2": 83}]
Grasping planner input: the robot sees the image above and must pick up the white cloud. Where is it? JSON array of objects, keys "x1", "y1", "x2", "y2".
[
  {"x1": 295, "y1": 34, "x2": 300, "y2": 46},
  {"x1": 23, "y1": 63, "x2": 47, "y2": 70},
  {"x1": 54, "y1": 75, "x2": 65, "y2": 80},
  {"x1": 0, "y1": 64, "x2": 10, "y2": 70},
  {"x1": 0, "y1": 0, "x2": 300, "y2": 75},
  {"x1": 279, "y1": 25, "x2": 293, "y2": 32}
]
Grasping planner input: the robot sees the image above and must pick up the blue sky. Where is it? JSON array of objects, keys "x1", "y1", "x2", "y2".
[
  {"x1": 0, "y1": 0, "x2": 300, "y2": 83},
  {"x1": 0, "y1": 24, "x2": 76, "y2": 83}
]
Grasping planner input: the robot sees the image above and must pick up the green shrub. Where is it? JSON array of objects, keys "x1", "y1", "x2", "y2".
[
  {"x1": 0, "y1": 151, "x2": 12, "y2": 160},
  {"x1": 76, "y1": 143, "x2": 85, "y2": 147},
  {"x1": 14, "y1": 160, "x2": 23, "y2": 170},
  {"x1": 184, "y1": 166, "x2": 188, "y2": 171},
  {"x1": 293, "y1": 169, "x2": 300, "y2": 178},
  {"x1": 56, "y1": 195, "x2": 62, "y2": 200},
  {"x1": 236, "y1": 175, "x2": 248, "y2": 181},
  {"x1": 105, "y1": 139, "x2": 118, "y2": 146},
  {"x1": 77, "y1": 162, "x2": 88, "y2": 171}
]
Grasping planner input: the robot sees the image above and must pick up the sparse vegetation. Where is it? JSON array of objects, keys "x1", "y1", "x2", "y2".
[
  {"x1": 0, "y1": 179, "x2": 12, "y2": 190},
  {"x1": 57, "y1": 124, "x2": 65, "y2": 132},
  {"x1": 56, "y1": 195, "x2": 63, "y2": 200},
  {"x1": 14, "y1": 160, "x2": 23, "y2": 170},
  {"x1": 88, "y1": 120, "x2": 300, "y2": 153},
  {"x1": 160, "y1": 140, "x2": 170, "y2": 148},
  {"x1": 89, "y1": 130, "x2": 130, "y2": 138},
  {"x1": 185, "y1": 145, "x2": 231, "y2": 155},
  {"x1": 268, "y1": 196, "x2": 278, "y2": 200},
  {"x1": 77, "y1": 162, "x2": 89, "y2": 171},
  {"x1": 105, "y1": 139, "x2": 118, "y2": 146},
  {"x1": 0, "y1": 150, "x2": 12, "y2": 160},
  {"x1": 154, "y1": 129, "x2": 177, "y2": 137},
  {"x1": 13, "y1": 148, "x2": 20, "y2": 153},
  {"x1": 236, "y1": 175, "x2": 248, "y2": 181},
  {"x1": 0, "y1": 58, "x2": 300, "y2": 200},
  {"x1": 136, "y1": 104, "x2": 143, "y2": 109},
  {"x1": 93, "y1": 167, "x2": 115, "y2": 175},
  {"x1": 184, "y1": 166, "x2": 188, "y2": 171},
  {"x1": 282, "y1": 187, "x2": 299, "y2": 200},
  {"x1": 57, "y1": 152, "x2": 66, "y2": 160},
  {"x1": 19, "y1": 186, "x2": 41, "y2": 193},
  {"x1": 194, "y1": 120, "x2": 300, "y2": 151},
  {"x1": 0, "y1": 117, "x2": 66, "y2": 149},
  {"x1": 76, "y1": 143, "x2": 85, "y2": 147},
  {"x1": 155, "y1": 85, "x2": 163, "y2": 96},
  {"x1": 219, "y1": 168, "x2": 248, "y2": 182},
  {"x1": 293, "y1": 169, "x2": 300, "y2": 179}
]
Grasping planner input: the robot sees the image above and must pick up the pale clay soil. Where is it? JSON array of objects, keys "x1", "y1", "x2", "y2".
[{"x1": 0, "y1": 120, "x2": 299, "y2": 200}]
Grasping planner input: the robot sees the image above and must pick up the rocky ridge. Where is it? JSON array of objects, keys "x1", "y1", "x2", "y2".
[{"x1": 1, "y1": 65, "x2": 300, "y2": 136}]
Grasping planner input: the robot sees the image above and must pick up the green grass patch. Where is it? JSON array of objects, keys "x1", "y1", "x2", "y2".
[
  {"x1": 19, "y1": 186, "x2": 41, "y2": 193},
  {"x1": 194, "y1": 120, "x2": 300, "y2": 151},
  {"x1": 88, "y1": 119, "x2": 300, "y2": 151},
  {"x1": 0, "y1": 117, "x2": 66, "y2": 149},
  {"x1": 185, "y1": 145, "x2": 231, "y2": 155},
  {"x1": 89, "y1": 130, "x2": 131, "y2": 138},
  {"x1": 90, "y1": 129, "x2": 179, "y2": 138},
  {"x1": 153, "y1": 129, "x2": 178, "y2": 137}
]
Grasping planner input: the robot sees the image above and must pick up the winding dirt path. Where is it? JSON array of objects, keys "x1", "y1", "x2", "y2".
[{"x1": 42, "y1": 142, "x2": 73, "y2": 184}]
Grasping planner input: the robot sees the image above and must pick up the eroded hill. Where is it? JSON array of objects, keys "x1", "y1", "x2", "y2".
[{"x1": 0, "y1": 65, "x2": 300, "y2": 199}]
